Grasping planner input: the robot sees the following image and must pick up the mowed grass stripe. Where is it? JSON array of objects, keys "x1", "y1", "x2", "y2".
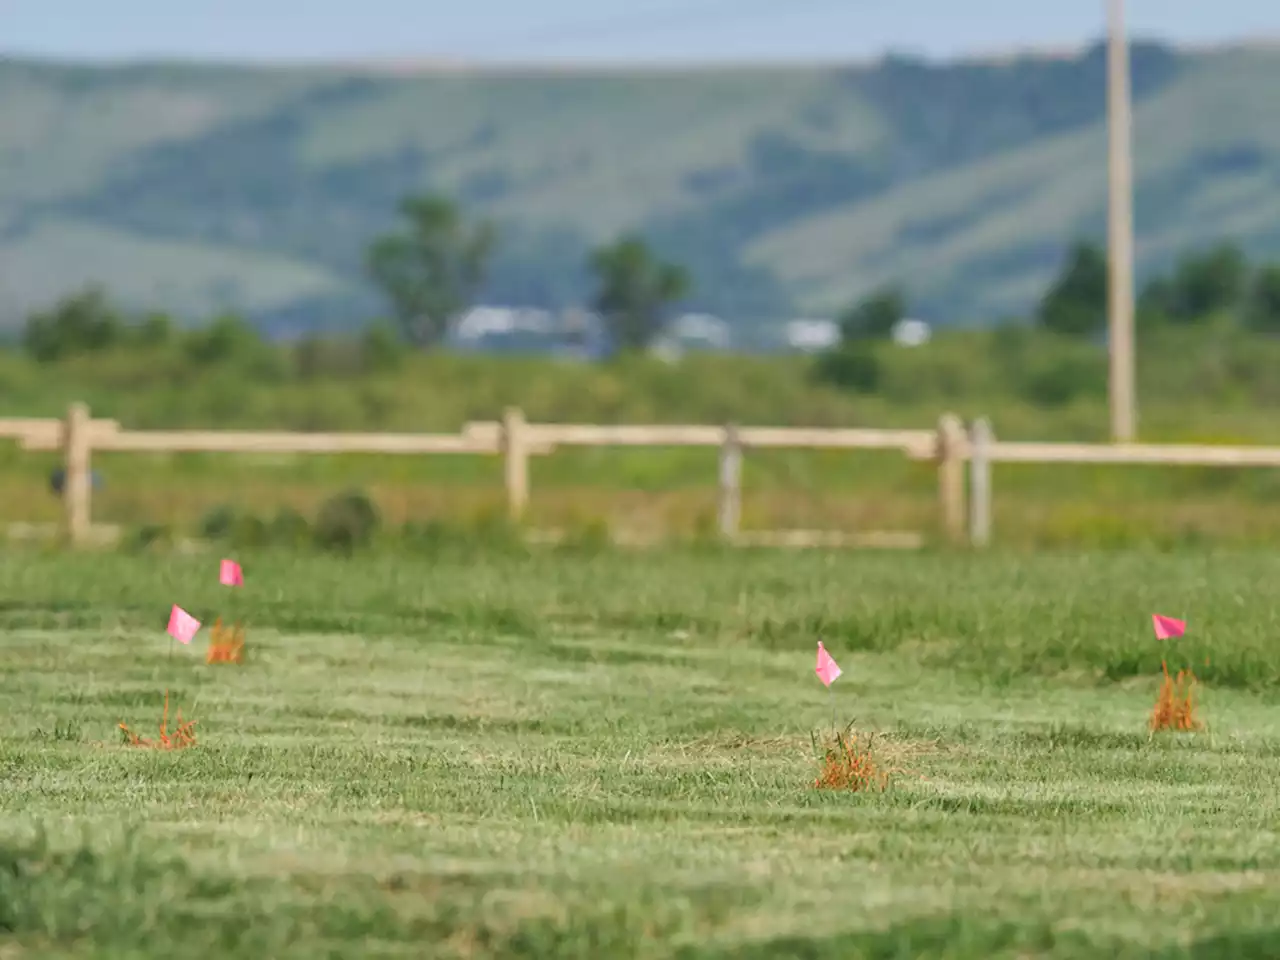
[{"x1": 4, "y1": 550, "x2": 1280, "y2": 956}]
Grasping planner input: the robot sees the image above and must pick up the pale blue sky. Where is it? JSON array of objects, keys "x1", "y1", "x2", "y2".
[{"x1": 4, "y1": 0, "x2": 1277, "y2": 64}]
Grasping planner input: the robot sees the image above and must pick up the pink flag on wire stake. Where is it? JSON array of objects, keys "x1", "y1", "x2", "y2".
[
  {"x1": 219, "y1": 559, "x2": 243, "y2": 587},
  {"x1": 815, "y1": 641, "x2": 842, "y2": 687},
  {"x1": 167, "y1": 605, "x2": 201, "y2": 645},
  {"x1": 1152, "y1": 614, "x2": 1186, "y2": 640}
]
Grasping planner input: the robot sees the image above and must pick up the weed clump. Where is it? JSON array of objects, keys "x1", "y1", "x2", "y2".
[
  {"x1": 811, "y1": 725, "x2": 895, "y2": 792},
  {"x1": 118, "y1": 690, "x2": 196, "y2": 749},
  {"x1": 314, "y1": 489, "x2": 380, "y2": 553},
  {"x1": 206, "y1": 618, "x2": 244, "y2": 664},
  {"x1": 1150, "y1": 660, "x2": 1202, "y2": 732}
]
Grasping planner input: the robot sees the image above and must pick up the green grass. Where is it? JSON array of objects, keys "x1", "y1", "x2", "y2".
[
  {"x1": 4, "y1": 548, "x2": 1280, "y2": 957},
  {"x1": 6, "y1": 327, "x2": 1280, "y2": 546}
]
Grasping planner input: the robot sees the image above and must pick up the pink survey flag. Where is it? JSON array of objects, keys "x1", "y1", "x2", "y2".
[
  {"x1": 167, "y1": 605, "x2": 201, "y2": 645},
  {"x1": 219, "y1": 559, "x2": 243, "y2": 587},
  {"x1": 1152, "y1": 613, "x2": 1186, "y2": 640},
  {"x1": 815, "y1": 641, "x2": 842, "y2": 687}
]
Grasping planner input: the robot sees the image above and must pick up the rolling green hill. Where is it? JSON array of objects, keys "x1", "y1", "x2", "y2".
[{"x1": 2, "y1": 42, "x2": 1279, "y2": 332}]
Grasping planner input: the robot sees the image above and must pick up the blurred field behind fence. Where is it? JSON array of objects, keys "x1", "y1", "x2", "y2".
[{"x1": 8, "y1": 402, "x2": 1280, "y2": 550}]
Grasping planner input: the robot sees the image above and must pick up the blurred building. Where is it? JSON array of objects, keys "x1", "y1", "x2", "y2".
[{"x1": 785, "y1": 319, "x2": 839, "y2": 352}]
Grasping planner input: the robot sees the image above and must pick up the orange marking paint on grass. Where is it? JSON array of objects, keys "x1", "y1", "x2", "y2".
[
  {"x1": 119, "y1": 690, "x2": 197, "y2": 749},
  {"x1": 1150, "y1": 660, "x2": 1202, "y2": 733},
  {"x1": 206, "y1": 618, "x2": 244, "y2": 665}
]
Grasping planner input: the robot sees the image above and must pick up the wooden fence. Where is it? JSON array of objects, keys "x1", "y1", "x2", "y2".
[{"x1": 7, "y1": 403, "x2": 1280, "y2": 549}]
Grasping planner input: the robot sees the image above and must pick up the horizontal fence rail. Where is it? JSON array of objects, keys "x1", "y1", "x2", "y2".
[
  {"x1": 7, "y1": 403, "x2": 1280, "y2": 549},
  {"x1": 67, "y1": 431, "x2": 500, "y2": 456},
  {"x1": 978, "y1": 441, "x2": 1280, "y2": 468}
]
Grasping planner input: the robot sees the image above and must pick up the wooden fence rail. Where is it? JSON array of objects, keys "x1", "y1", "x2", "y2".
[{"x1": 8, "y1": 403, "x2": 1280, "y2": 548}]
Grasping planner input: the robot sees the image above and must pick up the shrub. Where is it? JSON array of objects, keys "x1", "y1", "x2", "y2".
[
  {"x1": 199, "y1": 503, "x2": 314, "y2": 551},
  {"x1": 812, "y1": 344, "x2": 882, "y2": 393},
  {"x1": 837, "y1": 286, "x2": 905, "y2": 342},
  {"x1": 196, "y1": 506, "x2": 269, "y2": 549},
  {"x1": 399, "y1": 519, "x2": 458, "y2": 554},
  {"x1": 198, "y1": 504, "x2": 238, "y2": 541},
  {"x1": 1018, "y1": 353, "x2": 1105, "y2": 408},
  {"x1": 182, "y1": 314, "x2": 287, "y2": 381},
  {"x1": 1037, "y1": 241, "x2": 1106, "y2": 337},
  {"x1": 229, "y1": 513, "x2": 269, "y2": 550},
  {"x1": 313, "y1": 489, "x2": 381, "y2": 553},
  {"x1": 125, "y1": 523, "x2": 173, "y2": 552},
  {"x1": 267, "y1": 508, "x2": 312, "y2": 549},
  {"x1": 22, "y1": 286, "x2": 125, "y2": 362},
  {"x1": 360, "y1": 321, "x2": 403, "y2": 373},
  {"x1": 134, "y1": 312, "x2": 175, "y2": 347}
]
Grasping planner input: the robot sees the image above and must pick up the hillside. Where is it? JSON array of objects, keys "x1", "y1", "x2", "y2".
[{"x1": 2, "y1": 43, "x2": 1280, "y2": 332}]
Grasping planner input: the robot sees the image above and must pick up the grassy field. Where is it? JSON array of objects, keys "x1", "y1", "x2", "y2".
[{"x1": 4, "y1": 548, "x2": 1280, "y2": 957}]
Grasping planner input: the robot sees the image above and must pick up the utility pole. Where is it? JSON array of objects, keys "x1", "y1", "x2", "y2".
[{"x1": 1106, "y1": 0, "x2": 1136, "y2": 441}]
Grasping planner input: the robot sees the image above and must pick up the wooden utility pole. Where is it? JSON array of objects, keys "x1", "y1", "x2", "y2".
[{"x1": 1106, "y1": 0, "x2": 1136, "y2": 441}]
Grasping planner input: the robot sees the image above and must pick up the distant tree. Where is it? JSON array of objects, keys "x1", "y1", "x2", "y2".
[
  {"x1": 134, "y1": 311, "x2": 175, "y2": 347},
  {"x1": 1038, "y1": 241, "x2": 1107, "y2": 337},
  {"x1": 1246, "y1": 264, "x2": 1280, "y2": 333},
  {"x1": 293, "y1": 334, "x2": 329, "y2": 381},
  {"x1": 838, "y1": 286, "x2": 906, "y2": 342},
  {"x1": 1136, "y1": 275, "x2": 1175, "y2": 323},
  {"x1": 22, "y1": 285, "x2": 125, "y2": 362},
  {"x1": 589, "y1": 235, "x2": 691, "y2": 351},
  {"x1": 365, "y1": 195, "x2": 496, "y2": 348},
  {"x1": 812, "y1": 343, "x2": 881, "y2": 394},
  {"x1": 360, "y1": 321, "x2": 403, "y2": 373},
  {"x1": 183, "y1": 313, "x2": 263, "y2": 366},
  {"x1": 1147, "y1": 243, "x2": 1248, "y2": 323}
]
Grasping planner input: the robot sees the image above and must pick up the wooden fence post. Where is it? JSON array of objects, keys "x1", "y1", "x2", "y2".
[
  {"x1": 718, "y1": 423, "x2": 742, "y2": 541},
  {"x1": 969, "y1": 417, "x2": 993, "y2": 548},
  {"x1": 936, "y1": 413, "x2": 965, "y2": 545},
  {"x1": 501, "y1": 407, "x2": 529, "y2": 523},
  {"x1": 63, "y1": 401, "x2": 91, "y2": 546}
]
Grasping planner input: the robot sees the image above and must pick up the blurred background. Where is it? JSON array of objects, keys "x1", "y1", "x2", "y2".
[{"x1": 2, "y1": 0, "x2": 1279, "y2": 549}]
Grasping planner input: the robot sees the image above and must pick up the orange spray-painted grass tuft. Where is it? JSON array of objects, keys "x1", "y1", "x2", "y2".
[
  {"x1": 206, "y1": 618, "x2": 244, "y2": 665},
  {"x1": 118, "y1": 690, "x2": 197, "y2": 749},
  {"x1": 812, "y1": 725, "x2": 898, "y2": 792},
  {"x1": 1150, "y1": 660, "x2": 1202, "y2": 733}
]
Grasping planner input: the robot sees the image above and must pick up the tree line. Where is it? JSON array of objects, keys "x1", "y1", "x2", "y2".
[
  {"x1": 15, "y1": 192, "x2": 692, "y2": 362},
  {"x1": 829, "y1": 239, "x2": 1280, "y2": 347},
  {"x1": 364, "y1": 195, "x2": 688, "y2": 351},
  {"x1": 15, "y1": 187, "x2": 1280, "y2": 367},
  {"x1": 1038, "y1": 240, "x2": 1280, "y2": 336}
]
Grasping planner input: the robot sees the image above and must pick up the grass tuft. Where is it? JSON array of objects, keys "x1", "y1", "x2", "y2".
[
  {"x1": 206, "y1": 617, "x2": 245, "y2": 664},
  {"x1": 1149, "y1": 660, "x2": 1203, "y2": 733},
  {"x1": 811, "y1": 724, "x2": 897, "y2": 792},
  {"x1": 118, "y1": 689, "x2": 197, "y2": 749}
]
